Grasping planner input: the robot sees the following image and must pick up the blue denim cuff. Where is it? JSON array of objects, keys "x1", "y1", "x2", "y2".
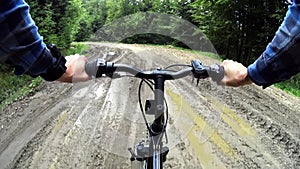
[
  {"x1": 26, "y1": 47, "x2": 56, "y2": 76},
  {"x1": 247, "y1": 56, "x2": 274, "y2": 89}
]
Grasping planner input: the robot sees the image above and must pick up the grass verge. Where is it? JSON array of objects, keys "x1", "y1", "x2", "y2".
[
  {"x1": 0, "y1": 77, "x2": 42, "y2": 109},
  {"x1": 275, "y1": 74, "x2": 300, "y2": 98}
]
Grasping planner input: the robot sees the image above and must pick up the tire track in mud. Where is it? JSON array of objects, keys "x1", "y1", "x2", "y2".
[
  {"x1": 194, "y1": 80, "x2": 300, "y2": 168},
  {"x1": 0, "y1": 83, "x2": 73, "y2": 169},
  {"x1": 10, "y1": 46, "x2": 136, "y2": 169},
  {"x1": 10, "y1": 81, "x2": 109, "y2": 169},
  {"x1": 165, "y1": 79, "x2": 269, "y2": 168},
  {"x1": 83, "y1": 52, "x2": 145, "y2": 168},
  {"x1": 98, "y1": 59, "x2": 149, "y2": 168}
]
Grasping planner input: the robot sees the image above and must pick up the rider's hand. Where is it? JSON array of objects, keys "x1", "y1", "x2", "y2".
[
  {"x1": 219, "y1": 60, "x2": 252, "y2": 87},
  {"x1": 57, "y1": 54, "x2": 91, "y2": 83}
]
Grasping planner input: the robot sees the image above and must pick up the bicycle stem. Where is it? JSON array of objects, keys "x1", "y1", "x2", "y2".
[{"x1": 152, "y1": 75, "x2": 165, "y2": 135}]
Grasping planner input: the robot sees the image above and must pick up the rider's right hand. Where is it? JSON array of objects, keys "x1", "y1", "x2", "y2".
[{"x1": 219, "y1": 60, "x2": 253, "y2": 87}]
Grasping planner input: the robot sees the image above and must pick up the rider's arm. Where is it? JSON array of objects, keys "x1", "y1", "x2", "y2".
[
  {"x1": 0, "y1": 0, "x2": 90, "y2": 82},
  {"x1": 247, "y1": 0, "x2": 300, "y2": 88},
  {"x1": 0, "y1": 0, "x2": 57, "y2": 77}
]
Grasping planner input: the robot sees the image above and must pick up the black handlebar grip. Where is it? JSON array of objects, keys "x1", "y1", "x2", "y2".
[
  {"x1": 208, "y1": 64, "x2": 225, "y2": 83},
  {"x1": 85, "y1": 60, "x2": 98, "y2": 77},
  {"x1": 85, "y1": 59, "x2": 116, "y2": 78}
]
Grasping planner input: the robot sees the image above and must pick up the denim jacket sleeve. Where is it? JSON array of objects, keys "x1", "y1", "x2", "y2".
[
  {"x1": 247, "y1": 0, "x2": 300, "y2": 88},
  {"x1": 0, "y1": 0, "x2": 55, "y2": 76}
]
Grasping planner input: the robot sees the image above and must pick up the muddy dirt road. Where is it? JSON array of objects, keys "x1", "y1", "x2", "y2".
[{"x1": 0, "y1": 43, "x2": 299, "y2": 169}]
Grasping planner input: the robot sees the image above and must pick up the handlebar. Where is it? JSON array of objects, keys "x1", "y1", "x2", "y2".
[{"x1": 85, "y1": 59, "x2": 224, "y2": 83}]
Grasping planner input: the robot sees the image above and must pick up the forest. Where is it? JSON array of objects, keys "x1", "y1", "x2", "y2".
[
  {"x1": 26, "y1": 0, "x2": 289, "y2": 64},
  {"x1": 0, "y1": 0, "x2": 299, "y2": 105}
]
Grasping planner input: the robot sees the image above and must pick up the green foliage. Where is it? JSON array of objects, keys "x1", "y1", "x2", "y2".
[
  {"x1": 0, "y1": 77, "x2": 42, "y2": 109},
  {"x1": 84, "y1": 0, "x2": 108, "y2": 33},
  {"x1": 62, "y1": 43, "x2": 89, "y2": 56},
  {"x1": 189, "y1": 0, "x2": 287, "y2": 65},
  {"x1": 28, "y1": 0, "x2": 86, "y2": 48},
  {"x1": 26, "y1": 0, "x2": 289, "y2": 61},
  {"x1": 275, "y1": 75, "x2": 300, "y2": 98},
  {"x1": 28, "y1": 1, "x2": 58, "y2": 43},
  {"x1": 0, "y1": 65, "x2": 41, "y2": 108},
  {"x1": 54, "y1": 0, "x2": 86, "y2": 48}
]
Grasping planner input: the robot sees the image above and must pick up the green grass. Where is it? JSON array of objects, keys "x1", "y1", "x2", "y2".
[
  {"x1": 63, "y1": 43, "x2": 89, "y2": 56},
  {"x1": 0, "y1": 77, "x2": 42, "y2": 109},
  {"x1": 275, "y1": 74, "x2": 300, "y2": 98},
  {"x1": 0, "y1": 68, "x2": 42, "y2": 109}
]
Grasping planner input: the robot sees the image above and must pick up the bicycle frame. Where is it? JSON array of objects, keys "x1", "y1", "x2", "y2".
[{"x1": 147, "y1": 76, "x2": 166, "y2": 169}]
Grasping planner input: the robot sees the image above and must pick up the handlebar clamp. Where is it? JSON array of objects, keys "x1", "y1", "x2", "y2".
[
  {"x1": 208, "y1": 64, "x2": 225, "y2": 83},
  {"x1": 191, "y1": 60, "x2": 224, "y2": 84},
  {"x1": 95, "y1": 59, "x2": 107, "y2": 77}
]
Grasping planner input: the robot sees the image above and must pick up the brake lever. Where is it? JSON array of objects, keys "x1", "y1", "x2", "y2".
[
  {"x1": 191, "y1": 60, "x2": 224, "y2": 85},
  {"x1": 191, "y1": 60, "x2": 209, "y2": 86},
  {"x1": 191, "y1": 76, "x2": 200, "y2": 86}
]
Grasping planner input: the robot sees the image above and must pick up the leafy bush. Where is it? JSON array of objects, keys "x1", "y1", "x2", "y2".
[
  {"x1": 275, "y1": 74, "x2": 300, "y2": 97},
  {"x1": 0, "y1": 66, "x2": 34, "y2": 107}
]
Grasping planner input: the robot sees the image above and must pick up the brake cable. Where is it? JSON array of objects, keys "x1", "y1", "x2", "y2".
[
  {"x1": 138, "y1": 79, "x2": 153, "y2": 132},
  {"x1": 138, "y1": 78, "x2": 169, "y2": 141}
]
